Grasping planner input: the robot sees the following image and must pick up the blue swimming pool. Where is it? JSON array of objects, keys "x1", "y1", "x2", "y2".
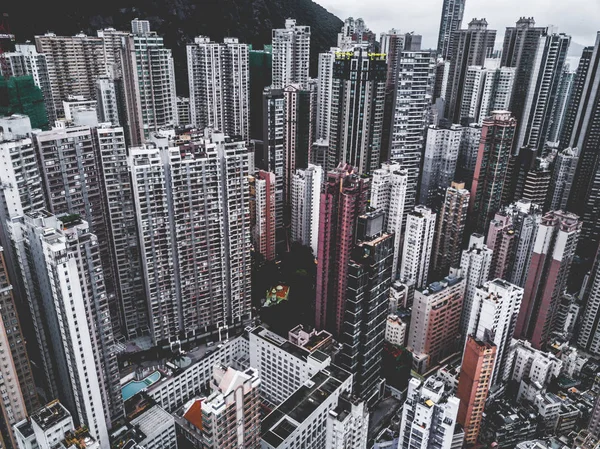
[{"x1": 121, "y1": 371, "x2": 161, "y2": 401}]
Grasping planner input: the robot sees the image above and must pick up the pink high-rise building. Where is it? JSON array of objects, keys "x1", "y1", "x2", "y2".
[
  {"x1": 515, "y1": 211, "x2": 581, "y2": 349},
  {"x1": 315, "y1": 164, "x2": 370, "y2": 336},
  {"x1": 486, "y1": 212, "x2": 515, "y2": 280}
]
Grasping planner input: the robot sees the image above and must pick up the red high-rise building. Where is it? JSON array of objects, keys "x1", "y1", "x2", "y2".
[
  {"x1": 457, "y1": 336, "x2": 496, "y2": 447},
  {"x1": 315, "y1": 164, "x2": 369, "y2": 336},
  {"x1": 515, "y1": 210, "x2": 580, "y2": 349}
]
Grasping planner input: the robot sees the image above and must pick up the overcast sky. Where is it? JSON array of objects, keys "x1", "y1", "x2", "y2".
[{"x1": 318, "y1": 0, "x2": 599, "y2": 51}]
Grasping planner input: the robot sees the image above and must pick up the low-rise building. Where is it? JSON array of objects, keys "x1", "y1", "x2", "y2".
[{"x1": 385, "y1": 315, "x2": 407, "y2": 347}]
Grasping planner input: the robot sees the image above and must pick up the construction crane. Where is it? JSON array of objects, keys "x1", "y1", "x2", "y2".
[{"x1": 0, "y1": 13, "x2": 16, "y2": 80}]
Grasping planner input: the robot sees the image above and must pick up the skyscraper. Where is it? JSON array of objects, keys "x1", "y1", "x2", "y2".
[
  {"x1": 291, "y1": 164, "x2": 322, "y2": 256},
  {"x1": 249, "y1": 44, "x2": 272, "y2": 140},
  {"x1": 445, "y1": 19, "x2": 496, "y2": 123},
  {"x1": 33, "y1": 122, "x2": 117, "y2": 324},
  {"x1": 458, "y1": 234, "x2": 493, "y2": 344},
  {"x1": 1, "y1": 43, "x2": 55, "y2": 123},
  {"x1": 130, "y1": 21, "x2": 178, "y2": 137},
  {"x1": 470, "y1": 279, "x2": 524, "y2": 385},
  {"x1": 419, "y1": 124, "x2": 463, "y2": 209},
  {"x1": 262, "y1": 87, "x2": 285, "y2": 229},
  {"x1": 514, "y1": 32, "x2": 571, "y2": 150},
  {"x1": 546, "y1": 147, "x2": 579, "y2": 211},
  {"x1": 469, "y1": 111, "x2": 517, "y2": 234},
  {"x1": 515, "y1": 210, "x2": 581, "y2": 349},
  {"x1": 250, "y1": 170, "x2": 276, "y2": 261},
  {"x1": 13, "y1": 212, "x2": 120, "y2": 446},
  {"x1": 566, "y1": 33, "x2": 600, "y2": 249},
  {"x1": 399, "y1": 378, "x2": 460, "y2": 449},
  {"x1": 431, "y1": 182, "x2": 470, "y2": 279},
  {"x1": 459, "y1": 60, "x2": 515, "y2": 125},
  {"x1": 408, "y1": 274, "x2": 465, "y2": 373},
  {"x1": 271, "y1": 19, "x2": 310, "y2": 89},
  {"x1": 315, "y1": 164, "x2": 369, "y2": 336},
  {"x1": 94, "y1": 124, "x2": 147, "y2": 339},
  {"x1": 316, "y1": 48, "x2": 338, "y2": 142},
  {"x1": 328, "y1": 48, "x2": 386, "y2": 174},
  {"x1": 577, "y1": 249, "x2": 600, "y2": 355},
  {"x1": 371, "y1": 163, "x2": 408, "y2": 277},
  {"x1": 389, "y1": 50, "x2": 436, "y2": 218},
  {"x1": 436, "y1": 0, "x2": 466, "y2": 60},
  {"x1": 34, "y1": 33, "x2": 105, "y2": 119},
  {"x1": 457, "y1": 337, "x2": 496, "y2": 446},
  {"x1": 339, "y1": 211, "x2": 393, "y2": 404},
  {"x1": 0, "y1": 247, "x2": 37, "y2": 449},
  {"x1": 187, "y1": 37, "x2": 250, "y2": 141},
  {"x1": 130, "y1": 131, "x2": 252, "y2": 345},
  {"x1": 400, "y1": 206, "x2": 436, "y2": 289}
]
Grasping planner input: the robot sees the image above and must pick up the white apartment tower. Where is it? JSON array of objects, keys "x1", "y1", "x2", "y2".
[
  {"x1": 131, "y1": 131, "x2": 252, "y2": 345},
  {"x1": 400, "y1": 205, "x2": 436, "y2": 289},
  {"x1": 398, "y1": 378, "x2": 460, "y2": 449},
  {"x1": 13, "y1": 212, "x2": 115, "y2": 447},
  {"x1": 457, "y1": 234, "x2": 493, "y2": 342},
  {"x1": 390, "y1": 50, "x2": 435, "y2": 221},
  {"x1": 131, "y1": 23, "x2": 178, "y2": 137},
  {"x1": 470, "y1": 279, "x2": 524, "y2": 386},
  {"x1": 94, "y1": 124, "x2": 148, "y2": 338},
  {"x1": 187, "y1": 37, "x2": 250, "y2": 141},
  {"x1": 34, "y1": 33, "x2": 105, "y2": 119},
  {"x1": 271, "y1": 19, "x2": 311, "y2": 89},
  {"x1": 2, "y1": 44, "x2": 55, "y2": 122},
  {"x1": 291, "y1": 164, "x2": 322, "y2": 255},
  {"x1": 326, "y1": 394, "x2": 369, "y2": 449},
  {"x1": 316, "y1": 48, "x2": 338, "y2": 141},
  {"x1": 371, "y1": 163, "x2": 409, "y2": 277},
  {"x1": 419, "y1": 124, "x2": 463, "y2": 209}
]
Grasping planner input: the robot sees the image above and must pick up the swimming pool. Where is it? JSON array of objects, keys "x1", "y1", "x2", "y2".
[{"x1": 121, "y1": 371, "x2": 161, "y2": 401}]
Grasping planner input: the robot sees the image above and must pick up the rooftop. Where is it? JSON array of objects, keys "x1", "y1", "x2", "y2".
[
  {"x1": 31, "y1": 400, "x2": 72, "y2": 431},
  {"x1": 261, "y1": 365, "x2": 351, "y2": 447}
]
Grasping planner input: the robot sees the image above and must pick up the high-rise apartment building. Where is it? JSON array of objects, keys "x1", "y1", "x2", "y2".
[
  {"x1": 130, "y1": 22, "x2": 177, "y2": 137},
  {"x1": 182, "y1": 365, "x2": 261, "y2": 449},
  {"x1": 457, "y1": 234, "x2": 493, "y2": 344},
  {"x1": 187, "y1": 37, "x2": 250, "y2": 141},
  {"x1": 436, "y1": 0, "x2": 466, "y2": 60},
  {"x1": 460, "y1": 60, "x2": 515, "y2": 125},
  {"x1": 371, "y1": 163, "x2": 408, "y2": 277},
  {"x1": 339, "y1": 211, "x2": 393, "y2": 404},
  {"x1": 283, "y1": 84, "x2": 314, "y2": 204},
  {"x1": 577, "y1": 249, "x2": 600, "y2": 356},
  {"x1": 515, "y1": 33, "x2": 571, "y2": 150},
  {"x1": 457, "y1": 337, "x2": 496, "y2": 446},
  {"x1": 328, "y1": 48, "x2": 386, "y2": 174},
  {"x1": 249, "y1": 44, "x2": 272, "y2": 139},
  {"x1": 262, "y1": 87, "x2": 285, "y2": 229},
  {"x1": 2, "y1": 44, "x2": 55, "y2": 123},
  {"x1": 13, "y1": 212, "x2": 120, "y2": 446},
  {"x1": 34, "y1": 33, "x2": 105, "y2": 119},
  {"x1": 546, "y1": 147, "x2": 578, "y2": 211},
  {"x1": 337, "y1": 17, "x2": 376, "y2": 51},
  {"x1": 408, "y1": 274, "x2": 465, "y2": 373},
  {"x1": 316, "y1": 48, "x2": 338, "y2": 142},
  {"x1": 33, "y1": 122, "x2": 117, "y2": 322},
  {"x1": 250, "y1": 170, "x2": 276, "y2": 261},
  {"x1": 400, "y1": 206, "x2": 436, "y2": 289},
  {"x1": 457, "y1": 123, "x2": 482, "y2": 188},
  {"x1": 566, "y1": 33, "x2": 600, "y2": 249},
  {"x1": 290, "y1": 164, "x2": 322, "y2": 256},
  {"x1": 398, "y1": 377, "x2": 460, "y2": 449},
  {"x1": 94, "y1": 124, "x2": 147, "y2": 338},
  {"x1": 315, "y1": 165, "x2": 369, "y2": 336},
  {"x1": 501, "y1": 18, "x2": 547, "y2": 135},
  {"x1": 470, "y1": 279, "x2": 524, "y2": 385},
  {"x1": 445, "y1": 19, "x2": 496, "y2": 123},
  {"x1": 0, "y1": 247, "x2": 36, "y2": 449},
  {"x1": 96, "y1": 76, "x2": 122, "y2": 126},
  {"x1": 469, "y1": 111, "x2": 517, "y2": 234},
  {"x1": 431, "y1": 182, "x2": 470, "y2": 279},
  {"x1": 515, "y1": 211, "x2": 581, "y2": 349},
  {"x1": 419, "y1": 124, "x2": 463, "y2": 210},
  {"x1": 271, "y1": 19, "x2": 310, "y2": 89},
  {"x1": 389, "y1": 50, "x2": 435, "y2": 219},
  {"x1": 326, "y1": 394, "x2": 369, "y2": 449},
  {"x1": 130, "y1": 131, "x2": 252, "y2": 345}
]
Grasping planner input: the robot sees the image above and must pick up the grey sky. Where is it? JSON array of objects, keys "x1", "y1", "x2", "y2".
[{"x1": 317, "y1": 0, "x2": 599, "y2": 50}]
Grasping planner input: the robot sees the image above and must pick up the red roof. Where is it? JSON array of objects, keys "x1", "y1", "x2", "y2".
[{"x1": 183, "y1": 399, "x2": 203, "y2": 430}]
